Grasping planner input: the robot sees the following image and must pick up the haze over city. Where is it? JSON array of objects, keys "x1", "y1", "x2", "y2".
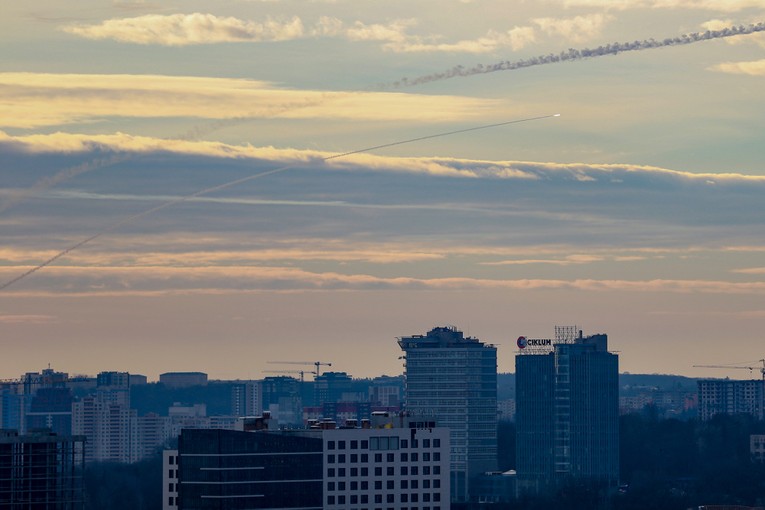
[{"x1": 1, "y1": 0, "x2": 764, "y2": 381}]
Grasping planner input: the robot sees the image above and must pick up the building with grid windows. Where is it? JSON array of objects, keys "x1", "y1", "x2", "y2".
[
  {"x1": 323, "y1": 415, "x2": 450, "y2": 510},
  {"x1": 515, "y1": 328, "x2": 619, "y2": 495},
  {"x1": 697, "y1": 379, "x2": 764, "y2": 421},
  {"x1": 0, "y1": 429, "x2": 85, "y2": 510},
  {"x1": 398, "y1": 326, "x2": 497, "y2": 502}
]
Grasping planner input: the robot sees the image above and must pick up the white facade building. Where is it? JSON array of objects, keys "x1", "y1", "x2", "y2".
[{"x1": 323, "y1": 416, "x2": 450, "y2": 510}]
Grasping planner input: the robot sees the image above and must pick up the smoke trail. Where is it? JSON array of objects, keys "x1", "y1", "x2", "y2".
[
  {"x1": 389, "y1": 22, "x2": 765, "y2": 88},
  {"x1": 0, "y1": 114, "x2": 558, "y2": 291}
]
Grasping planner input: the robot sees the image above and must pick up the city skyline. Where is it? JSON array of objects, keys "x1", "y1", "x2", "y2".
[{"x1": 2, "y1": 1, "x2": 765, "y2": 380}]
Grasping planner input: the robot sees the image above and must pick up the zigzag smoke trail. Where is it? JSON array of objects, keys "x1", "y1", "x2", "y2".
[
  {"x1": 0, "y1": 114, "x2": 558, "y2": 291},
  {"x1": 389, "y1": 22, "x2": 765, "y2": 88}
]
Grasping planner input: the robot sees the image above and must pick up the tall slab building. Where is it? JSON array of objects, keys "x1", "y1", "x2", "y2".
[
  {"x1": 398, "y1": 325, "x2": 497, "y2": 502},
  {"x1": 515, "y1": 328, "x2": 619, "y2": 495}
]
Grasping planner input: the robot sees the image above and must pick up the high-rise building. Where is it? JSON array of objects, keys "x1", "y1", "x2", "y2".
[
  {"x1": 515, "y1": 328, "x2": 619, "y2": 495},
  {"x1": 398, "y1": 325, "x2": 497, "y2": 502},
  {"x1": 698, "y1": 379, "x2": 764, "y2": 420},
  {"x1": 0, "y1": 429, "x2": 85, "y2": 509}
]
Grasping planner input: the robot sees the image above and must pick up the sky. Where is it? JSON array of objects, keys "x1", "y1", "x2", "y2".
[{"x1": 1, "y1": 0, "x2": 764, "y2": 382}]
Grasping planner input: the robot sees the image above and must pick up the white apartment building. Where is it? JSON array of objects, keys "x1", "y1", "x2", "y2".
[{"x1": 323, "y1": 416, "x2": 450, "y2": 510}]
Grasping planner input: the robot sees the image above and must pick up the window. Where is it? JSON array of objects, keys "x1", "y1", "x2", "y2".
[
  {"x1": 387, "y1": 494, "x2": 395, "y2": 503},
  {"x1": 423, "y1": 466, "x2": 430, "y2": 475},
  {"x1": 361, "y1": 467, "x2": 368, "y2": 476},
  {"x1": 401, "y1": 439, "x2": 408, "y2": 448},
  {"x1": 351, "y1": 495, "x2": 358, "y2": 504},
  {"x1": 433, "y1": 466, "x2": 440, "y2": 474},
  {"x1": 375, "y1": 494, "x2": 383, "y2": 503},
  {"x1": 387, "y1": 466, "x2": 394, "y2": 476},
  {"x1": 361, "y1": 481, "x2": 368, "y2": 490},
  {"x1": 401, "y1": 494, "x2": 409, "y2": 502},
  {"x1": 433, "y1": 439, "x2": 440, "y2": 447},
  {"x1": 328, "y1": 482, "x2": 335, "y2": 491},
  {"x1": 328, "y1": 441, "x2": 336, "y2": 450},
  {"x1": 401, "y1": 452, "x2": 409, "y2": 462},
  {"x1": 361, "y1": 495, "x2": 369, "y2": 504},
  {"x1": 412, "y1": 439, "x2": 418, "y2": 448},
  {"x1": 361, "y1": 453, "x2": 369, "y2": 462},
  {"x1": 338, "y1": 495, "x2": 346, "y2": 504},
  {"x1": 338, "y1": 481, "x2": 346, "y2": 491},
  {"x1": 411, "y1": 493, "x2": 419, "y2": 502},
  {"x1": 433, "y1": 452, "x2": 440, "y2": 461},
  {"x1": 400, "y1": 466, "x2": 408, "y2": 476},
  {"x1": 423, "y1": 480, "x2": 430, "y2": 489},
  {"x1": 387, "y1": 453, "x2": 395, "y2": 462},
  {"x1": 411, "y1": 453, "x2": 418, "y2": 462},
  {"x1": 328, "y1": 454, "x2": 335, "y2": 464},
  {"x1": 338, "y1": 454, "x2": 346, "y2": 463},
  {"x1": 434, "y1": 492, "x2": 441, "y2": 501},
  {"x1": 423, "y1": 493, "x2": 431, "y2": 502},
  {"x1": 387, "y1": 480, "x2": 394, "y2": 490},
  {"x1": 375, "y1": 481, "x2": 382, "y2": 490},
  {"x1": 351, "y1": 481, "x2": 358, "y2": 490},
  {"x1": 351, "y1": 454, "x2": 358, "y2": 463},
  {"x1": 375, "y1": 453, "x2": 383, "y2": 462},
  {"x1": 433, "y1": 479, "x2": 440, "y2": 488},
  {"x1": 168, "y1": 483, "x2": 173, "y2": 491},
  {"x1": 375, "y1": 467, "x2": 382, "y2": 476},
  {"x1": 361, "y1": 440, "x2": 369, "y2": 449},
  {"x1": 423, "y1": 439, "x2": 430, "y2": 448},
  {"x1": 351, "y1": 467, "x2": 358, "y2": 477},
  {"x1": 168, "y1": 456, "x2": 175, "y2": 465},
  {"x1": 327, "y1": 496, "x2": 335, "y2": 505},
  {"x1": 411, "y1": 466, "x2": 418, "y2": 475},
  {"x1": 327, "y1": 468, "x2": 335, "y2": 477},
  {"x1": 339, "y1": 441, "x2": 346, "y2": 450},
  {"x1": 351, "y1": 440, "x2": 358, "y2": 449},
  {"x1": 423, "y1": 452, "x2": 430, "y2": 461},
  {"x1": 338, "y1": 468, "x2": 346, "y2": 477},
  {"x1": 412, "y1": 480, "x2": 419, "y2": 489},
  {"x1": 401, "y1": 479, "x2": 409, "y2": 489}
]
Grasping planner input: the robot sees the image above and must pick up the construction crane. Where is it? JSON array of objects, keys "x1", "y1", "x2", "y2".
[
  {"x1": 267, "y1": 361, "x2": 332, "y2": 377},
  {"x1": 263, "y1": 370, "x2": 307, "y2": 382},
  {"x1": 693, "y1": 359, "x2": 765, "y2": 419}
]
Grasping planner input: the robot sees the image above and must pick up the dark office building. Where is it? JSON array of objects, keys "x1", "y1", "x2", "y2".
[
  {"x1": 177, "y1": 428, "x2": 323, "y2": 509},
  {"x1": 515, "y1": 329, "x2": 619, "y2": 495},
  {"x1": 0, "y1": 429, "x2": 85, "y2": 510},
  {"x1": 26, "y1": 388, "x2": 73, "y2": 437}
]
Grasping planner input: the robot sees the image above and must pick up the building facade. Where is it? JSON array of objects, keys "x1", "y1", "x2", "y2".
[
  {"x1": 398, "y1": 326, "x2": 497, "y2": 502},
  {"x1": 0, "y1": 429, "x2": 85, "y2": 509},
  {"x1": 322, "y1": 416, "x2": 450, "y2": 510},
  {"x1": 515, "y1": 329, "x2": 619, "y2": 495},
  {"x1": 698, "y1": 379, "x2": 764, "y2": 421},
  {"x1": 174, "y1": 428, "x2": 324, "y2": 509}
]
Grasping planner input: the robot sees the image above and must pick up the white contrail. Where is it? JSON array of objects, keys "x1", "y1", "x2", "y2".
[
  {"x1": 3, "y1": 22, "x2": 759, "y2": 213},
  {"x1": 0, "y1": 114, "x2": 559, "y2": 291},
  {"x1": 388, "y1": 22, "x2": 765, "y2": 88}
]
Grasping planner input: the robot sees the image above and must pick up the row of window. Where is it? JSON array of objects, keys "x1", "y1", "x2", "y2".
[
  {"x1": 327, "y1": 493, "x2": 442, "y2": 505},
  {"x1": 327, "y1": 438, "x2": 441, "y2": 450},
  {"x1": 327, "y1": 465, "x2": 441, "y2": 477},
  {"x1": 327, "y1": 451, "x2": 441, "y2": 463},
  {"x1": 328, "y1": 478, "x2": 442, "y2": 491}
]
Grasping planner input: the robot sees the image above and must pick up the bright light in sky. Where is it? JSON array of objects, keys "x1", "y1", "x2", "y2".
[{"x1": 1, "y1": 1, "x2": 764, "y2": 381}]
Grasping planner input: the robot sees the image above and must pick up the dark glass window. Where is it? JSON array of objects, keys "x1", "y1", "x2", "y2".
[
  {"x1": 401, "y1": 479, "x2": 409, "y2": 489},
  {"x1": 375, "y1": 481, "x2": 382, "y2": 490},
  {"x1": 433, "y1": 479, "x2": 440, "y2": 488},
  {"x1": 338, "y1": 454, "x2": 346, "y2": 463},
  {"x1": 433, "y1": 452, "x2": 440, "y2": 461},
  {"x1": 400, "y1": 466, "x2": 408, "y2": 476},
  {"x1": 423, "y1": 452, "x2": 430, "y2": 461},
  {"x1": 361, "y1": 481, "x2": 368, "y2": 490},
  {"x1": 387, "y1": 480, "x2": 394, "y2": 490},
  {"x1": 328, "y1": 441, "x2": 336, "y2": 450},
  {"x1": 411, "y1": 453, "x2": 418, "y2": 462},
  {"x1": 361, "y1": 453, "x2": 369, "y2": 462},
  {"x1": 338, "y1": 481, "x2": 346, "y2": 491},
  {"x1": 433, "y1": 439, "x2": 440, "y2": 447},
  {"x1": 387, "y1": 453, "x2": 395, "y2": 462},
  {"x1": 375, "y1": 494, "x2": 383, "y2": 503},
  {"x1": 411, "y1": 466, "x2": 418, "y2": 475},
  {"x1": 375, "y1": 467, "x2": 382, "y2": 476},
  {"x1": 328, "y1": 454, "x2": 335, "y2": 463},
  {"x1": 412, "y1": 479, "x2": 419, "y2": 489},
  {"x1": 387, "y1": 494, "x2": 395, "y2": 503},
  {"x1": 351, "y1": 440, "x2": 358, "y2": 449},
  {"x1": 401, "y1": 439, "x2": 408, "y2": 448},
  {"x1": 338, "y1": 468, "x2": 346, "y2": 477},
  {"x1": 328, "y1": 482, "x2": 335, "y2": 491},
  {"x1": 361, "y1": 467, "x2": 369, "y2": 476},
  {"x1": 351, "y1": 467, "x2": 358, "y2": 477},
  {"x1": 401, "y1": 452, "x2": 409, "y2": 462},
  {"x1": 338, "y1": 441, "x2": 346, "y2": 450},
  {"x1": 327, "y1": 468, "x2": 335, "y2": 477},
  {"x1": 327, "y1": 496, "x2": 335, "y2": 505},
  {"x1": 351, "y1": 454, "x2": 358, "y2": 463},
  {"x1": 361, "y1": 440, "x2": 369, "y2": 449},
  {"x1": 351, "y1": 481, "x2": 358, "y2": 490},
  {"x1": 423, "y1": 439, "x2": 430, "y2": 448},
  {"x1": 387, "y1": 466, "x2": 394, "y2": 476}
]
